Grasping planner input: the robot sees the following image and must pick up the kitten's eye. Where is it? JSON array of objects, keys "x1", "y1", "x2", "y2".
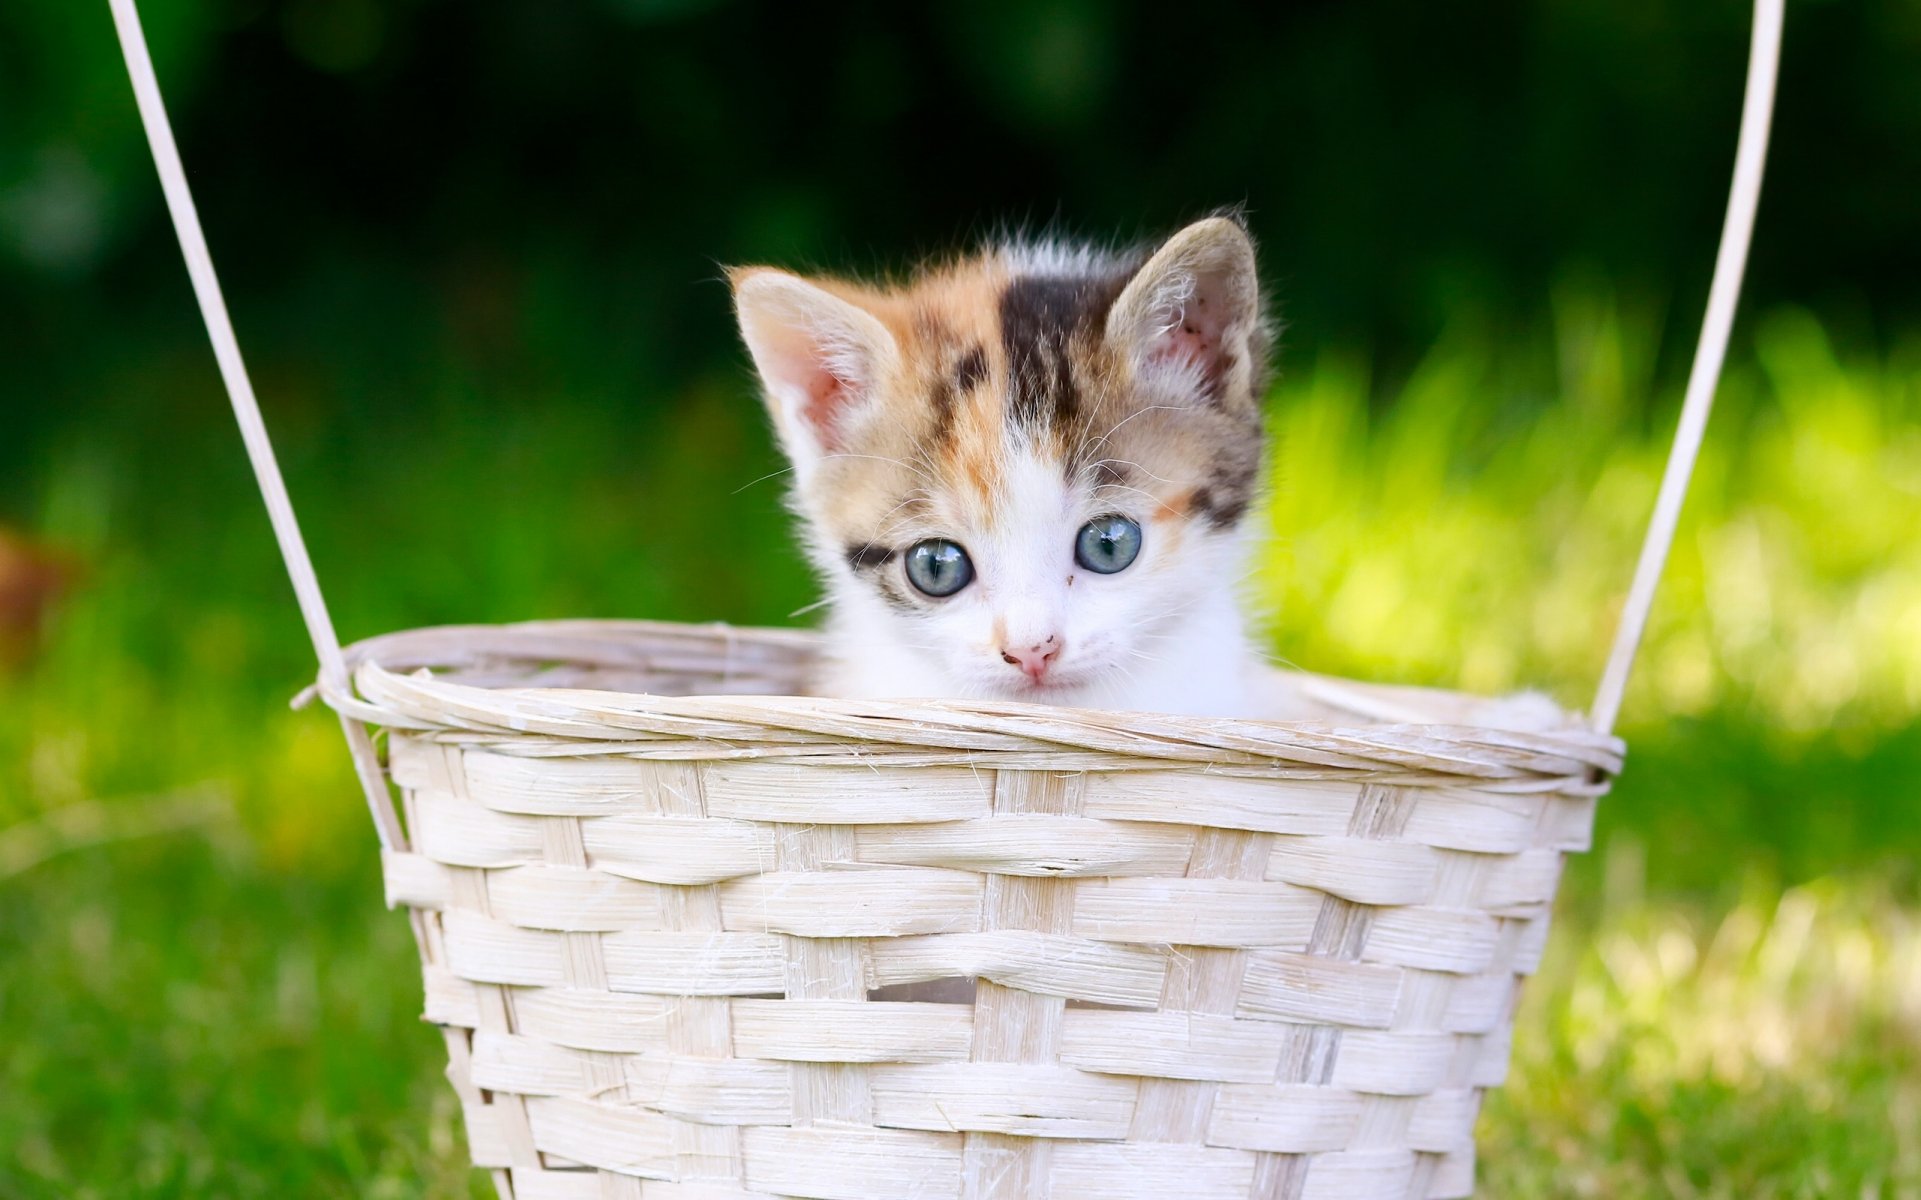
[
  {"x1": 905, "y1": 539, "x2": 975, "y2": 597},
  {"x1": 1075, "y1": 516, "x2": 1143, "y2": 574}
]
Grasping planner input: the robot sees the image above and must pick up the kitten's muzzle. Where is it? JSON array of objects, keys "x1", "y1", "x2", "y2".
[{"x1": 999, "y1": 634, "x2": 1063, "y2": 682}]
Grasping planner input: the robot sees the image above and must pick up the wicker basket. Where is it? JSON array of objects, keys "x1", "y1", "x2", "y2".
[{"x1": 321, "y1": 620, "x2": 1622, "y2": 1200}]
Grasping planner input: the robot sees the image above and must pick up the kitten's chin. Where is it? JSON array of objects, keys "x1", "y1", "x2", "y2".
[{"x1": 966, "y1": 671, "x2": 1121, "y2": 709}]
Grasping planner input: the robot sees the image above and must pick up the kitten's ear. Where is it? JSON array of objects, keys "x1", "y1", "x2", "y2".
[
  {"x1": 730, "y1": 268, "x2": 899, "y2": 475},
  {"x1": 1106, "y1": 217, "x2": 1265, "y2": 405}
]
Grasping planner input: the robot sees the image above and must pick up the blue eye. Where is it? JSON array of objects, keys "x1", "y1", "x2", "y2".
[
  {"x1": 1075, "y1": 516, "x2": 1142, "y2": 574},
  {"x1": 905, "y1": 539, "x2": 975, "y2": 597}
]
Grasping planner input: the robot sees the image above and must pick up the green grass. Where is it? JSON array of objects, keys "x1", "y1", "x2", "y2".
[
  {"x1": 1, "y1": 294, "x2": 1916, "y2": 1196},
  {"x1": 1486, "y1": 868, "x2": 1921, "y2": 1198}
]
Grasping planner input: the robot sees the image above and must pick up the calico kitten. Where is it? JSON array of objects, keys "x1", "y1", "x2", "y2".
[{"x1": 731, "y1": 216, "x2": 1288, "y2": 717}]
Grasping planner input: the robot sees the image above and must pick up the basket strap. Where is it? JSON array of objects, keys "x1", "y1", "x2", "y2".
[
  {"x1": 110, "y1": 0, "x2": 405, "y2": 852},
  {"x1": 1589, "y1": 0, "x2": 1783, "y2": 735}
]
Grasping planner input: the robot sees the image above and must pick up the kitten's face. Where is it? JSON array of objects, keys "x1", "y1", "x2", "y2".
[{"x1": 733, "y1": 218, "x2": 1269, "y2": 705}]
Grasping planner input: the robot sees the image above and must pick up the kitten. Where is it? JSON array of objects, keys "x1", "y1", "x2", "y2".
[
  {"x1": 732, "y1": 216, "x2": 1284, "y2": 718},
  {"x1": 730, "y1": 216, "x2": 1568, "y2": 731}
]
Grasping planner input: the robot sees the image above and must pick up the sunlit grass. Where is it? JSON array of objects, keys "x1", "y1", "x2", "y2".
[
  {"x1": 1486, "y1": 862, "x2": 1921, "y2": 1197},
  {"x1": 0, "y1": 295, "x2": 1916, "y2": 1194},
  {"x1": 1256, "y1": 301, "x2": 1921, "y2": 736}
]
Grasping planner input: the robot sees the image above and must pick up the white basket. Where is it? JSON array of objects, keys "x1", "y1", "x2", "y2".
[{"x1": 324, "y1": 620, "x2": 1619, "y2": 1199}]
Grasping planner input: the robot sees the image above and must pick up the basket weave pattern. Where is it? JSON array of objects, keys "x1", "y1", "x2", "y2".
[{"x1": 337, "y1": 622, "x2": 1621, "y2": 1200}]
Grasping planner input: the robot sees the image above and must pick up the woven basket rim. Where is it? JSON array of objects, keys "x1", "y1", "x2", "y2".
[{"x1": 317, "y1": 618, "x2": 1623, "y2": 792}]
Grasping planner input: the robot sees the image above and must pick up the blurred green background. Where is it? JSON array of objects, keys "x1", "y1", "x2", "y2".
[{"x1": 3, "y1": 1, "x2": 1918, "y2": 1196}]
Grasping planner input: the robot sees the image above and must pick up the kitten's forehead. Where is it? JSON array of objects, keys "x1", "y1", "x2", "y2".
[
  {"x1": 903, "y1": 251, "x2": 1135, "y2": 467},
  {"x1": 813, "y1": 247, "x2": 1260, "y2": 547},
  {"x1": 996, "y1": 271, "x2": 1131, "y2": 438}
]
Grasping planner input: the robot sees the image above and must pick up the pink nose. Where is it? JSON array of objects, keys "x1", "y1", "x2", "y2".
[{"x1": 1000, "y1": 635, "x2": 1062, "y2": 682}]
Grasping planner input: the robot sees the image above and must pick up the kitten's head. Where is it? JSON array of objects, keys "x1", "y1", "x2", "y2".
[{"x1": 731, "y1": 216, "x2": 1270, "y2": 705}]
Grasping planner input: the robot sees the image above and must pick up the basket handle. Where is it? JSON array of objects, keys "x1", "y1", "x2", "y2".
[
  {"x1": 1588, "y1": 0, "x2": 1782, "y2": 734},
  {"x1": 109, "y1": 0, "x2": 405, "y2": 849},
  {"x1": 110, "y1": 0, "x2": 1780, "y2": 808}
]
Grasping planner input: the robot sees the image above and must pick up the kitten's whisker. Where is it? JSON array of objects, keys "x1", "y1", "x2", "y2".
[
  {"x1": 1089, "y1": 404, "x2": 1184, "y2": 450},
  {"x1": 869, "y1": 493, "x2": 934, "y2": 541},
  {"x1": 732, "y1": 465, "x2": 797, "y2": 495},
  {"x1": 819, "y1": 452, "x2": 939, "y2": 489},
  {"x1": 1091, "y1": 456, "x2": 1180, "y2": 489}
]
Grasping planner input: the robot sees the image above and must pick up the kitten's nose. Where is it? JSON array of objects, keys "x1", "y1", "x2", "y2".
[{"x1": 1000, "y1": 634, "x2": 1062, "y2": 682}]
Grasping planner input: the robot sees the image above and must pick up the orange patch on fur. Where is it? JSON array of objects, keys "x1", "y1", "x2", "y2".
[{"x1": 737, "y1": 241, "x2": 1263, "y2": 557}]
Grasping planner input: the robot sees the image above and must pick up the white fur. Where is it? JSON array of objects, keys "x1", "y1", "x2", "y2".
[
  {"x1": 996, "y1": 238, "x2": 1120, "y2": 279},
  {"x1": 814, "y1": 445, "x2": 1261, "y2": 717}
]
